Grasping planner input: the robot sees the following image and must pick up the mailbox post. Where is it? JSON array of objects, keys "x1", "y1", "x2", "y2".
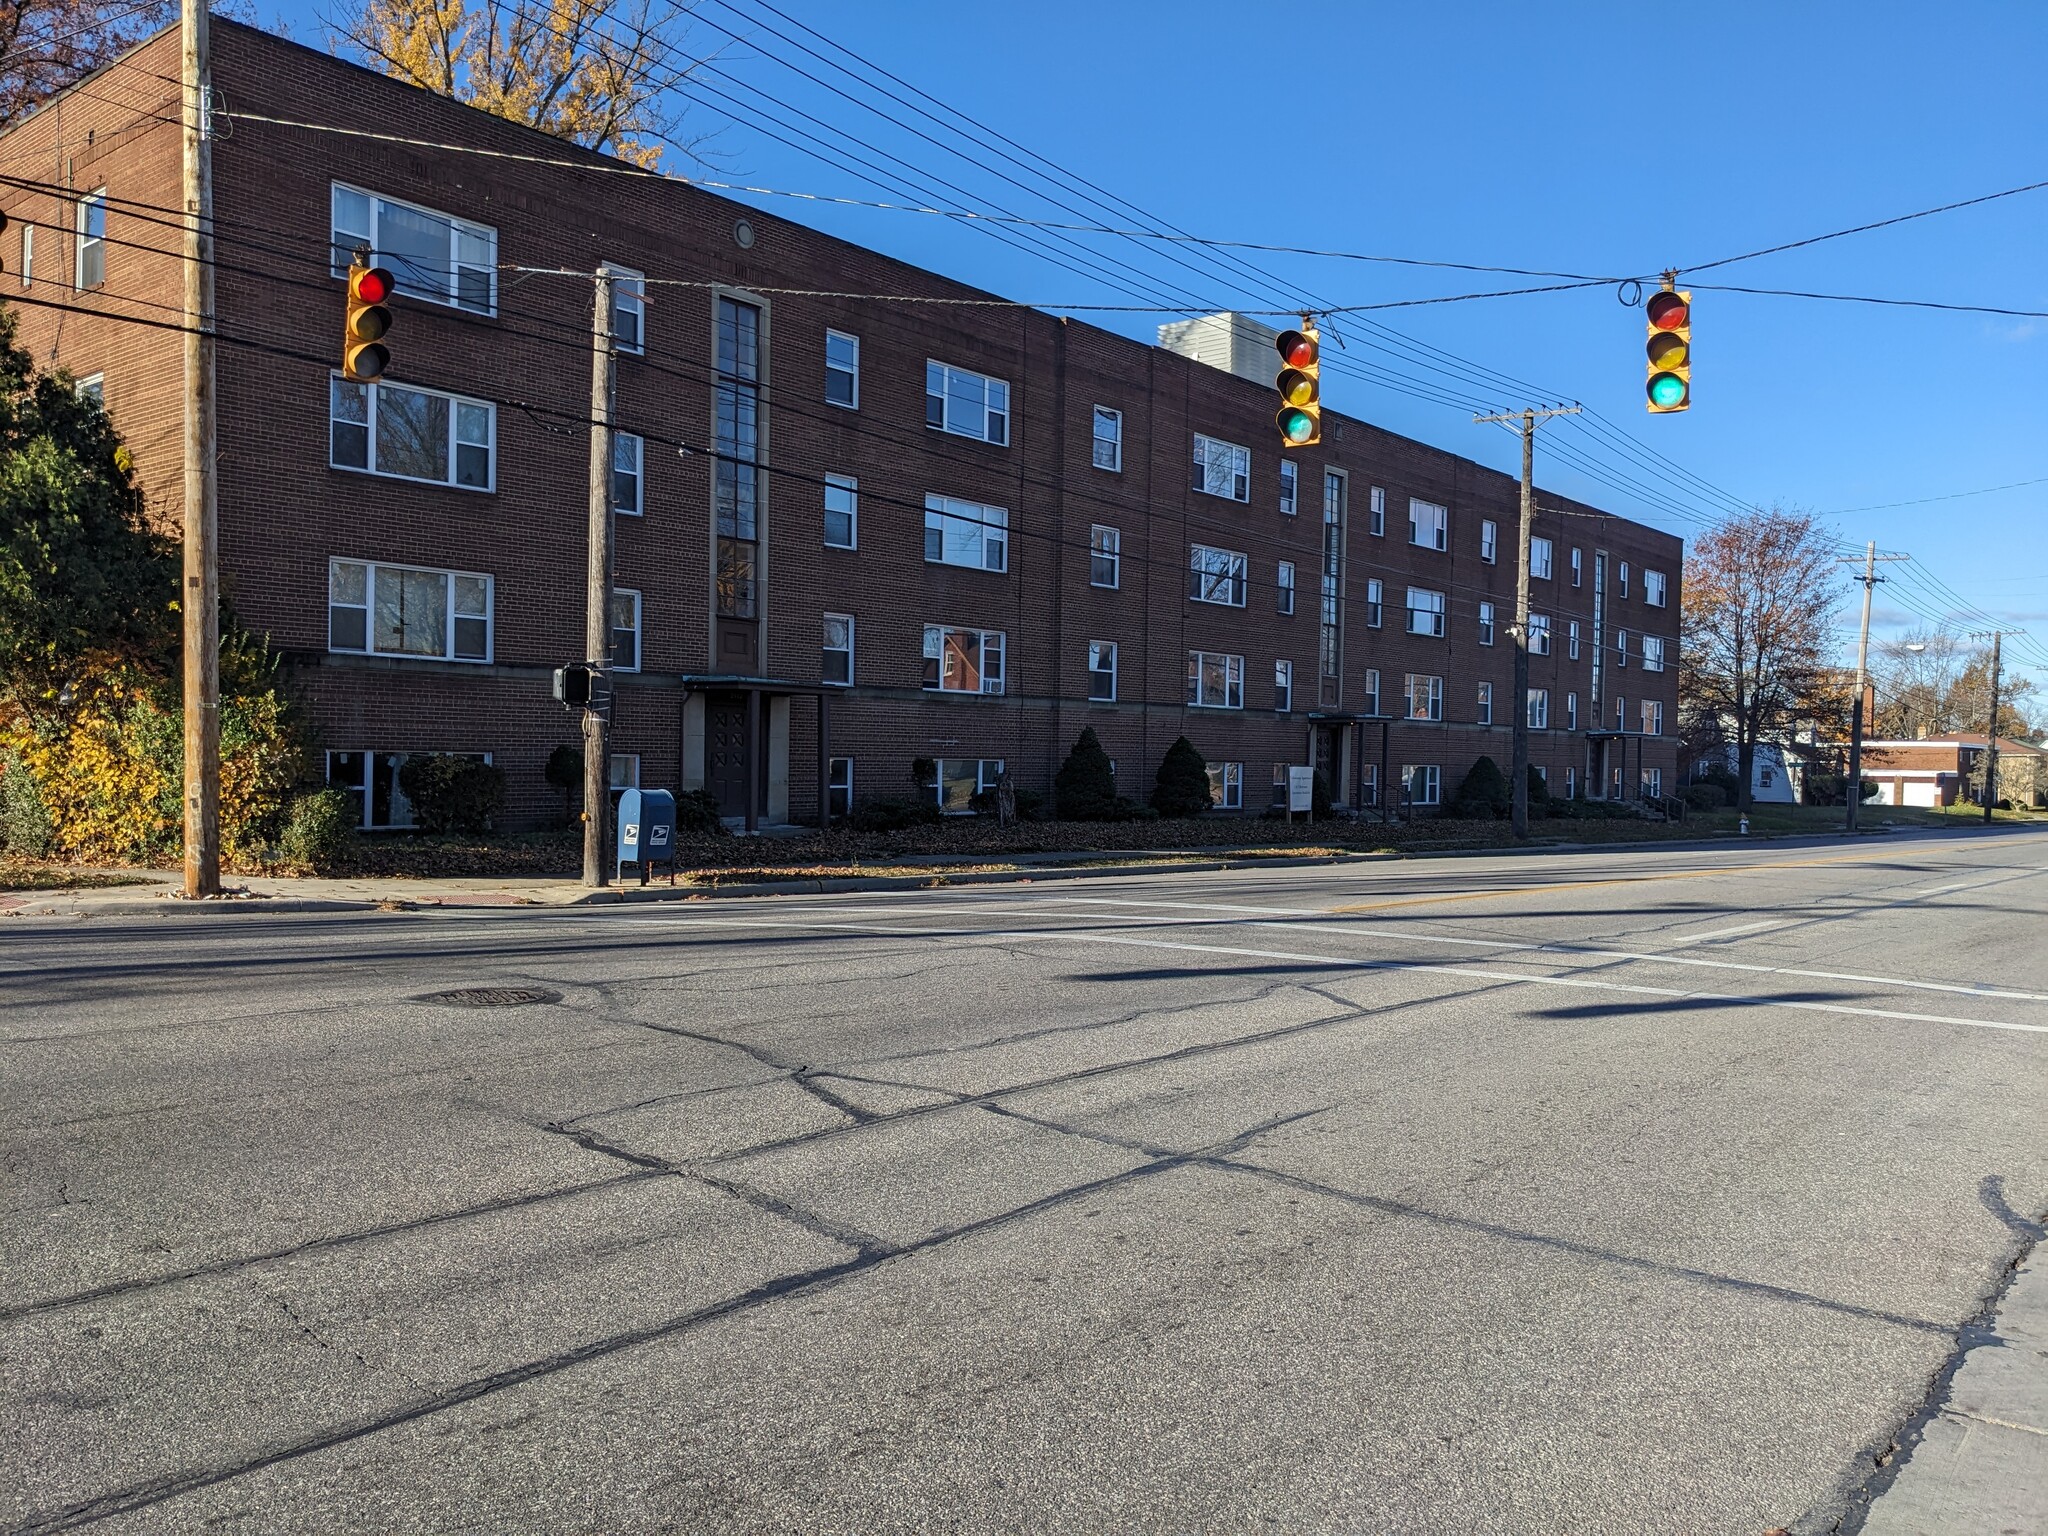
[{"x1": 615, "y1": 787, "x2": 678, "y2": 885}]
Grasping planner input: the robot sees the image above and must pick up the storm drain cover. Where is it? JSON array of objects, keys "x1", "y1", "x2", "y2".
[{"x1": 417, "y1": 986, "x2": 562, "y2": 1008}]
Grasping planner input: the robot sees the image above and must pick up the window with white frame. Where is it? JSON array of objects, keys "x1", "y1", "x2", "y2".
[
  {"x1": 1564, "y1": 765, "x2": 1577, "y2": 799},
  {"x1": 1366, "y1": 578, "x2": 1384, "y2": 628},
  {"x1": 1206, "y1": 762, "x2": 1244, "y2": 810},
  {"x1": 1187, "y1": 650, "x2": 1244, "y2": 709},
  {"x1": 1360, "y1": 762, "x2": 1379, "y2": 806},
  {"x1": 604, "y1": 264, "x2": 645, "y2": 354},
  {"x1": 1571, "y1": 546, "x2": 1583, "y2": 586},
  {"x1": 1528, "y1": 688, "x2": 1549, "y2": 729},
  {"x1": 1189, "y1": 544, "x2": 1248, "y2": 606},
  {"x1": 1274, "y1": 658, "x2": 1293, "y2": 713},
  {"x1": 924, "y1": 494, "x2": 1008, "y2": 572},
  {"x1": 1528, "y1": 613, "x2": 1552, "y2": 655},
  {"x1": 1409, "y1": 498, "x2": 1448, "y2": 550},
  {"x1": 610, "y1": 754, "x2": 639, "y2": 791},
  {"x1": 1615, "y1": 694, "x2": 1627, "y2": 730},
  {"x1": 19, "y1": 222, "x2": 32, "y2": 287},
  {"x1": 1642, "y1": 634, "x2": 1666, "y2": 672},
  {"x1": 611, "y1": 432, "x2": 643, "y2": 515},
  {"x1": 1477, "y1": 681, "x2": 1492, "y2": 725},
  {"x1": 1403, "y1": 764, "x2": 1441, "y2": 806},
  {"x1": 934, "y1": 758, "x2": 1005, "y2": 813},
  {"x1": 827, "y1": 757, "x2": 854, "y2": 818},
  {"x1": 1567, "y1": 691, "x2": 1579, "y2": 730},
  {"x1": 1481, "y1": 519, "x2": 1498, "y2": 564},
  {"x1": 1369, "y1": 485, "x2": 1386, "y2": 536},
  {"x1": 1277, "y1": 560, "x2": 1296, "y2": 615},
  {"x1": 328, "y1": 558, "x2": 491, "y2": 662},
  {"x1": 1531, "y1": 536, "x2": 1554, "y2": 580},
  {"x1": 1192, "y1": 433, "x2": 1251, "y2": 501},
  {"x1": 327, "y1": 749, "x2": 485, "y2": 830},
  {"x1": 1088, "y1": 639, "x2": 1117, "y2": 702},
  {"x1": 923, "y1": 625, "x2": 1005, "y2": 694},
  {"x1": 1090, "y1": 524, "x2": 1120, "y2": 588},
  {"x1": 1642, "y1": 699, "x2": 1664, "y2": 735},
  {"x1": 1642, "y1": 767, "x2": 1664, "y2": 798},
  {"x1": 1478, "y1": 601, "x2": 1495, "y2": 646},
  {"x1": 926, "y1": 360, "x2": 1009, "y2": 444},
  {"x1": 1361, "y1": 667, "x2": 1380, "y2": 716},
  {"x1": 76, "y1": 374, "x2": 103, "y2": 406},
  {"x1": 1645, "y1": 569, "x2": 1668, "y2": 607},
  {"x1": 330, "y1": 183, "x2": 496, "y2": 313},
  {"x1": 1615, "y1": 626, "x2": 1629, "y2": 667},
  {"x1": 1403, "y1": 672, "x2": 1444, "y2": 721},
  {"x1": 824, "y1": 474, "x2": 858, "y2": 549},
  {"x1": 1406, "y1": 586, "x2": 1446, "y2": 637},
  {"x1": 822, "y1": 613, "x2": 854, "y2": 685},
  {"x1": 75, "y1": 189, "x2": 106, "y2": 289},
  {"x1": 825, "y1": 330, "x2": 859, "y2": 408},
  {"x1": 1279, "y1": 459, "x2": 1298, "y2": 516},
  {"x1": 609, "y1": 589, "x2": 641, "y2": 671},
  {"x1": 1619, "y1": 561, "x2": 1631, "y2": 598},
  {"x1": 1091, "y1": 406, "x2": 1122, "y2": 471},
  {"x1": 330, "y1": 377, "x2": 494, "y2": 490},
  {"x1": 1568, "y1": 619, "x2": 1581, "y2": 661}
]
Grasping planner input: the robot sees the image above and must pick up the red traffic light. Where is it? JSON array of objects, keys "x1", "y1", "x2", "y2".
[
  {"x1": 1646, "y1": 290, "x2": 1688, "y2": 332},
  {"x1": 350, "y1": 265, "x2": 394, "y2": 304},
  {"x1": 1276, "y1": 329, "x2": 1318, "y2": 369}
]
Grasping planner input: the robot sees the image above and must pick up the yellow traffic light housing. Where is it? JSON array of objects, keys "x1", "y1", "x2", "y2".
[
  {"x1": 1275, "y1": 321, "x2": 1322, "y2": 445},
  {"x1": 1645, "y1": 283, "x2": 1691, "y2": 413},
  {"x1": 344, "y1": 258, "x2": 395, "y2": 382}
]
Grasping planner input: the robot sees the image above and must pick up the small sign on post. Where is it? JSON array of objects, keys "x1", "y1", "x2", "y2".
[{"x1": 1287, "y1": 765, "x2": 1316, "y2": 821}]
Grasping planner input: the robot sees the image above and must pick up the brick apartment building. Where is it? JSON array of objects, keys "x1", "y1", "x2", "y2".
[{"x1": 0, "y1": 21, "x2": 1682, "y2": 830}]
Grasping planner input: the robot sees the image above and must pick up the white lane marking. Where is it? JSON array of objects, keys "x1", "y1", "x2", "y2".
[
  {"x1": 627, "y1": 913, "x2": 2048, "y2": 1037},
  {"x1": 1669, "y1": 921, "x2": 1778, "y2": 945},
  {"x1": 1914, "y1": 881, "x2": 1977, "y2": 896}
]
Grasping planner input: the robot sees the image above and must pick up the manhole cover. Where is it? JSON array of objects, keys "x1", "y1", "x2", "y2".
[{"x1": 417, "y1": 986, "x2": 561, "y2": 1008}]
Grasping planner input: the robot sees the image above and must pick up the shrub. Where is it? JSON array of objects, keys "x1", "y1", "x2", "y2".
[
  {"x1": 1055, "y1": 727, "x2": 1119, "y2": 820},
  {"x1": 544, "y1": 745, "x2": 582, "y2": 823},
  {"x1": 1451, "y1": 755, "x2": 1511, "y2": 819},
  {"x1": 1682, "y1": 783, "x2": 1727, "y2": 811},
  {"x1": 1526, "y1": 764, "x2": 1551, "y2": 815},
  {"x1": 277, "y1": 788, "x2": 356, "y2": 871},
  {"x1": 848, "y1": 796, "x2": 940, "y2": 832},
  {"x1": 0, "y1": 746, "x2": 52, "y2": 856},
  {"x1": 396, "y1": 755, "x2": 506, "y2": 835},
  {"x1": 1311, "y1": 769, "x2": 1333, "y2": 820},
  {"x1": 1151, "y1": 736, "x2": 1212, "y2": 818},
  {"x1": 674, "y1": 788, "x2": 727, "y2": 835},
  {"x1": 1112, "y1": 796, "x2": 1158, "y2": 821}
]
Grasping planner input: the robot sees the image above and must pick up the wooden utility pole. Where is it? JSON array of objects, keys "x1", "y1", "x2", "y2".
[
  {"x1": 180, "y1": 0, "x2": 219, "y2": 897},
  {"x1": 582, "y1": 270, "x2": 616, "y2": 886},
  {"x1": 1970, "y1": 628, "x2": 2022, "y2": 824},
  {"x1": 1842, "y1": 543, "x2": 1909, "y2": 832},
  {"x1": 1474, "y1": 405, "x2": 1578, "y2": 838}
]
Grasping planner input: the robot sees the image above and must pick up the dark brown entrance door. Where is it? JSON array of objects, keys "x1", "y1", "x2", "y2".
[
  {"x1": 707, "y1": 693, "x2": 750, "y2": 817},
  {"x1": 1313, "y1": 725, "x2": 1339, "y2": 792}
]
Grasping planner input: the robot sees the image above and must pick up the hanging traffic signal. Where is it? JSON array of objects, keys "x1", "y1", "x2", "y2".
[
  {"x1": 1274, "y1": 321, "x2": 1322, "y2": 446},
  {"x1": 344, "y1": 257, "x2": 396, "y2": 382},
  {"x1": 1645, "y1": 284, "x2": 1691, "y2": 413}
]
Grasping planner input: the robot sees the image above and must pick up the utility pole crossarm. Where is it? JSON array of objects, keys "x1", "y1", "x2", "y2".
[{"x1": 1840, "y1": 545, "x2": 1910, "y2": 833}]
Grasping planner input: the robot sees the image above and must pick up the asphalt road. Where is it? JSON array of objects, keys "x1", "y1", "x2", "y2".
[{"x1": 4, "y1": 829, "x2": 2046, "y2": 1535}]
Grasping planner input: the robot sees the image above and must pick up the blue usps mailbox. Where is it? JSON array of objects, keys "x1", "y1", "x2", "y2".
[{"x1": 615, "y1": 788, "x2": 677, "y2": 885}]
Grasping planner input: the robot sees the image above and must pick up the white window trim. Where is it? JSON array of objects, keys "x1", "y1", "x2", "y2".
[
  {"x1": 1478, "y1": 601, "x2": 1495, "y2": 647},
  {"x1": 1567, "y1": 692, "x2": 1579, "y2": 731},
  {"x1": 1643, "y1": 634, "x2": 1667, "y2": 673},
  {"x1": 1275, "y1": 658, "x2": 1293, "y2": 714},
  {"x1": 826, "y1": 329, "x2": 860, "y2": 409},
  {"x1": 1279, "y1": 458, "x2": 1299, "y2": 516},
  {"x1": 1187, "y1": 650, "x2": 1245, "y2": 710},
  {"x1": 1528, "y1": 688, "x2": 1549, "y2": 730},
  {"x1": 823, "y1": 612, "x2": 855, "y2": 687},
  {"x1": 1481, "y1": 519, "x2": 1498, "y2": 565},
  {"x1": 922, "y1": 625, "x2": 1007, "y2": 695},
  {"x1": 1192, "y1": 433, "x2": 1251, "y2": 502},
  {"x1": 824, "y1": 473, "x2": 859, "y2": 550},
  {"x1": 1088, "y1": 639, "x2": 1118, "y2": 702},
  {"x1": 1189, "y1": 544, "x2": 1249, "y2": 608},
  {"x1": 933, "y1": 758, "x2": 1006, "y2": 813},
  {"x1": 923, "y1": 494, "x2": 1009, "y2": 573},
  {"x1": 1568, "y1": 620, "x2": 1582, "y2": 661},
  {"x1": 1405, "y1": 587, "x2": 1446, "y2": 638},
  {"x1": 1362, "y1": 668, "x2": 1381, "y2": 717},
  {"x1": 76, "y1": 373, "x2": 104, "y2": 404},
  {"x1": 328, "y1": 557, "x2": 493, "y2": 664},
  {"x1": 1571, "y1": 547, "x2": 1583, "y2": 587},
  {"x1": 1092, "y1": 405, "x2": 1122, "y2": 472},
  {"x1": 926, "y1": 359, "x2": 1010, "y2": 444},
  {"x1": 603, "y1": 262, "x2": 646, "y2": 355},
  {"x1": 74, "y1": 188, "x2": 106, "y2": 290},
  {"x1": 1646, "y1": 570, "x2": 1669, "y2": 608},
  {"x1": 1369, "y1": 486, "x2": 1386, "y2": 537},
  {"x1": 1408, "y1": 498, "x2": 1448, "y2": 552},
  {"x1": 1277, "y1": 560, "x2": 1296, "y2": 615},
  {"x1": 1090, "y1": 524, "x2": 1121, "y2": 589},
  {"x1": 609, "y1": 753, "x2": 641, "y2": 791},
  {"x1": 1404, "y1": 764, "x2": 1442, "y2": 806},
  {"x1": 1366, "y1": 578, "x2": 1384, "y2": 630},
  {"x1": 827, "y1": 756, "x2": 855, "y2": 816},
  {"x1": 612, "y1": 431, "x2": 644, "y2": 516},
  {"x1": 1207, "y1": 762, "x2": 1244, "y2": 810},
  {"x1": 1531, "y1": 536, "x2": 1554, "y2": 581},
  {"x1": 1477, "y1": 681, "x2": 1492, "y2": 725},
  {"x1": 19, "y1": 222, "x2": 32, "y2": 288},
  {"x1": 610, "y1": 587, "x2": 642, "y2": 672},
  {"x1": 330, "y1": 181, "x2": 498, "y2": 316},
  {"x1": 330, "y1": 375, "x2": 497, "y2": 492},
  {"x1": 1529, "y1": 614, "x2": 1552, "y2": 656},
  {"x1": 1403, "y1": 673, "x2": 1445, "y2": 723}
]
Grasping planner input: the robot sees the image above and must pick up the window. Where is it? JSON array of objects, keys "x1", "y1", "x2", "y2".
[
  {"x1": 923, "y1": 625, "x2": 1005, "y2": 694},
  {"x1": 825, "y1": 330, "x2": 860, "y2": 408},
  {"x1": 925, "y1": 495, "x2": 1008, "y2": 572},
  {"x1": 1206, "y1": 762, "x2": 1244, "y2": 810},
  {"x1": 610, "y1": 589, "x2": 641, "y2": 671},
  {"x1": 824, "y1": 474, "x2": 858, "y2": 549},
  {"x1": 1187, "y1": 650, "x2": 1244, "y2": 709},
  {"x1": 76, "y1": 374, "x2": 104, "y2": 405},
  {"x1": 934, "y1": 758, "x2": 1005, "y2": 814},
  {"x1": 926, "y1": 360, "x2": 1009, "y2": 444},
  {"x1": 1192, "y1": 433, "x2": 1251, "y2": 501},
  {"x1": 1360, "y1": 763, "x2": 1379, "y2": 806},
  {"x1": 1760, "y1": 765, "x2": 1775, "y2": 790},
  {"x1": 1531, "y1": 536, "x2": 1554, "y2": 580},
  {"x1": 1528, "y1": 688, "x2": 1550, "y2": 729},
  {"x1": 605, "y1": 264, "x2": 645, "y2": 354},
  {"x1": 330, "y1": 183, "x2": 495, "y2": 313},
  {"x1": 1565, "y1": 766, "x2": 1577, "y2": 800},
  {"x1": 822, "y1": 613, "x2": 854, "y2": 686},
  {"x1": 19, "y1": 223, "x2": 31, "y2": 287},
  {"x1": 827, "y1": 757, "x2": 854, "y2": 819},
  {"x1": 1189, "y1": 544, "x2": 1248, "y2": 606},
  {"x1": 1277, "y1": 561, "x2": 1296, "y2": 615},
  {"x1": 1361, "y1": 668, "x2": 1380, "y2": 716},
  {"x1": 1615, "y1": 695, "x2": 1628, "y2": 731},
  {"x1": 1481, "y1": 519, "x2": 1498, "y2": 564},
  {"x1": 1643, "y1": 700, "x2": 1664, "y2": 735},
  {"x1": 1369, "y1": 485, "x2": 1386, "y2": 536},
  {"x1": 1403, "y1": 673, "x2": 1444, "y2": 722},
  {"x1": 1478, "y1": 601, "x2": 1496, "y2": 646},
  {"x1": 1406, "y1": 587, "x2": 1446, "y2": 637},
  {"x1": 1566, "y1": 691, "x2": 1579, "y2": 730},
  {"x1": 1643, "y1": 767, "x2": 1664, "y2": 799},
  {"x1": 612, "y1": 432, "x2": 643, "y2": 516},
  {"x1": 1642, "y1": 634, "x2": 1666, "y2": 672},
  {"x1": 610, "y1": 754, "x2": 640, "y2": 792},
  {"x1": 1274, "y1": 658, "x2": 1293, "y2": 714},
  {"x1": 328, "y1": 750, "x2": 483, "y2": 831},
  {"x1": 1088, "y1": 640, "x2": 1117, "y2": 702},
  {"x1": 716, "y1": 296, "x2": 762, "y2": 619},
  {"x1": 328, "y1": 558, "x2": 491, "y2": 663},
  {"x1": 1279, "y1": 459, "x2": 1299, "y2": 516},
  {"x1": 1091, "y1": 406, "x2": 1122, "y2": 471},
  {"x1": 1646, "y1": 569, "x2": 1669, "y2": 608},
  {"x1": 1528, "y1": 613, "x2": 1552, "y2": 656},
  {"x1": 1620, "y1": 562, "x2": 1631, "y2": 598},
  {"x1": 1571, "y1": 547, "x2": 1583, "y2": 587},
  {"x1": 1409, "y1": 498, "x2": 1448, "y2": 550},
  {"x1": 1568, "y1": 620, "x2": 1581, "y2": 661},
  {"x1": 1403, "y1": 764, "x2": 1441, "y2": 807},
  {"x1": 1366, "y1": 578, "x2": 1384, "y2": 629},
  {"x1": 330, "y1": 377, "x2": 494, "y2": 490},
  {"x1": 1090, "y1": 525, "x2": 1121, "y2": 588},
  {"x1": 75, "y1": 189, "x2": 106, "y2": 289},
  {"x1": 1615, "y1": 627, "x2": 1629, "y2": 667},
  {"x1": 1477, "y1": 681, "x2": 1492, "y2": 725}
]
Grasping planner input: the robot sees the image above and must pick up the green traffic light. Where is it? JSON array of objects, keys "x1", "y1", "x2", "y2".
[
  {"x1": 1280, "y1": 408, "x2": 1315, "y2": 443},
  {"x1": 1648, "y1": 373, "x2": 1687, "y2": 409}
]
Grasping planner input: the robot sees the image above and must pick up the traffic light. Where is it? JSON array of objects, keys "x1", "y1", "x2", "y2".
[
  {"x1": 1645, "y1": 284, "x2": 1691, "y2": 413},
  {"x1": 344, "y1": 257, "x2": 396, "y2": 382},
  {"x1": 553, "y1": 663, "x2": 595, "y2": 709},
  {"x1": 1274, "y1": 321, "x2": 1322, "y2": 446}
]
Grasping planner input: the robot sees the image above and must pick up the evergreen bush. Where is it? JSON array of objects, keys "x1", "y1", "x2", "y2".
[
  {"x1": 396, "y1": 755, "x2": 507, "y2": 835},
  {"x1": 1150, "y1": 736, "x2": 1212, "y2": 818},
  {"x1": 1451, "y1": 755, "x2": 1511, "y2": 818},
  {"x1": 1054, "y1": 727, "x2": 1119, "y2": 820}
]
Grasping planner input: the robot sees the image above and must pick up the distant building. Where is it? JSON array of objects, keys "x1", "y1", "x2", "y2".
[{"x1": 1863, "y1": 736, "x2": 2047, "y2": 809}]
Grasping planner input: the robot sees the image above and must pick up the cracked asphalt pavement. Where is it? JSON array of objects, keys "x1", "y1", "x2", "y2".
[{"x1": 4, "y1": 829, "x2": 2046, "y2": 1533}]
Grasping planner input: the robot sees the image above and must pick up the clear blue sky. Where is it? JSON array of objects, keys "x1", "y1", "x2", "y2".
[{"x1": 263, "y1": 0, "x2": 2048, "y2": 695}]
